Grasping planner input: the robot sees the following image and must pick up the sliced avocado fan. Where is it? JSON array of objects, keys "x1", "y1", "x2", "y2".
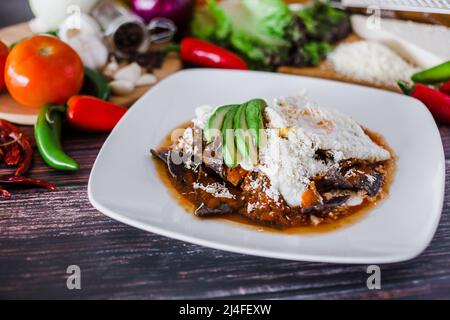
[{"x1": 203, "y1": 98, "x2": 267, "y2": 169}]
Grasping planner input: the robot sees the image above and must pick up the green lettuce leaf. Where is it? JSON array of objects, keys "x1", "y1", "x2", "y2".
[
  {"x1": 191, "y1": 0, "x2": 231, "y2": 40},
  {"x1": 296, "y1": 0, "x2": 349, "y2": 42},
  {"x1": 301, "y1": 41, "x2": 332, "y2": 66},
  {"x1": 191, "y1": 0, "x2": 293, "y2": 68}
]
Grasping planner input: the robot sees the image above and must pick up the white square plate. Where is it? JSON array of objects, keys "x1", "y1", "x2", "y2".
[{"x1": 88, "y1": 69, "x2": 445, "y2": 264}]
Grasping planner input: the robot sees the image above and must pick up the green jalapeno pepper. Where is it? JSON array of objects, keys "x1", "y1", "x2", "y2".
[
  {"x1": 411, "y1": 61, "x2": 450, "y2": 84},
  {"x1": 82, "y1": 67, "x2": 111, "y2": 101},
  {"x1": 35, "y1": 105, "x2": 79, "y2": 171}
]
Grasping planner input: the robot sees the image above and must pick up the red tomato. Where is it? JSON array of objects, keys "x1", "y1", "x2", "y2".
[
  {"x1": 0, "y1": 40, "x2": 8, "y2": 91},
  {"x1": 5, "y1": 35, "x2": 84, "y2": 108}
]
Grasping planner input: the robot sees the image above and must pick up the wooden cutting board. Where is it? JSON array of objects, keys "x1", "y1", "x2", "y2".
[
  {"x1": 0, "y1": 23, "x2": 183, "y2": 126},
  {"x1": 278, "y1": 34, "x2": 402, "y2": 93}
]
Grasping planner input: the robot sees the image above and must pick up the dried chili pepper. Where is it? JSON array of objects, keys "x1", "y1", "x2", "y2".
[
  {"x1": 4, "y1": 143, "x2": 21, "y2": 166},
  {"x1": 0, "y1": 175, "x2": 57, "y2": 191},
  {"x1": 0, "y1": 187, "x2": 11, "y2": 199},
  {"x1": 0, "y1": 119, "x2": 33, "y2": 176},
  {"x1": 0, "y1": 119, "x2": 56, "y2": 199}
]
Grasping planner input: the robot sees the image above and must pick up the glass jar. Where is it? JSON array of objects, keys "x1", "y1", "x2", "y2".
[{"x1": 91, "y1": 0, "x2": 176, "y2": 58}]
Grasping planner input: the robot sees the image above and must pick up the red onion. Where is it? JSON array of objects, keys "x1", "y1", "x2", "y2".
[{"x1": 131, "y1": 0, "x2": 194, "y2": 29}]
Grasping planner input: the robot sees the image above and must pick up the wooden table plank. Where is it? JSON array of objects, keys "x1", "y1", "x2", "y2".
[{"x1": 0, "y1": 124, "x2": 449, "y2": 299}]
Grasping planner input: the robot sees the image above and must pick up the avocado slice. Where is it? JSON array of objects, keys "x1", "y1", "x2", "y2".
[
  {"x1": 204, "y1": 104, "x2": 237, "y2": 144},
  {"x1": 245, "y1": 99, "x2": 267, "y2": 147},
  {"x1": 222, "y1": 107, "x2": 238, "y2": 168},
  {"x1": 234, "y1": 104, "x2": 258, "y2": 167},
  {"x1": 234, "y1": 105, "x2": 249, "y2": 163}
]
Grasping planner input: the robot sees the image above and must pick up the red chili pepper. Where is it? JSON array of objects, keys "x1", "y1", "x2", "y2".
[
  {"x1": 180, "y1": 37, "x2": 248, "y2": 70},
  {"x1": 439, "y1": 81, "x2": 450, "y2": 95},
  {"x1": 398, "y1": 80, "x2": 450, "y2": 124},
  {"x1": 67, "y1": 95, "x2": 127, "y2": 132}
]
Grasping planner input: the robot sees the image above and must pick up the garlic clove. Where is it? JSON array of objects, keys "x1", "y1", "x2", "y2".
[
  {"x1": 110, "y1": 80, "x2": 135, "y2": 96},
  {"x1": 114, "y1": 62, "x2": 142, "y2": 83},
  {"x1": 136, "y1": 74, "x2": 158, "y2": 87},
  {"x1": 103, "y1": 58, "x2": 120, "y2": 79}
]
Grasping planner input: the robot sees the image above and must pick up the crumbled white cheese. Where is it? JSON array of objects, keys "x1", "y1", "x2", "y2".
[
  {"x1": 193, "y1": 182, "x2": 235, "y2": 199},
  {"x1": 366, "y1": 174, "x2": 376, "y2": 184},
  {"x1": 247, "y1": 174, "x2": 280, "y2": 203},
  {"x1": 177, "y1": 127, "x2": 194, "y2": 150},
  {"x1": 175, "y1": 127, "x2": 200, "y2": 171},
  {"x1": 264, "y1": 185, "x2": 280, "y2": 202},
  {"x1": 195, "y1": 202, "x2": 205, "y2": 215},
  {"x1": 193, "y1": 105, "x2": 213, "y2": 129},
  {"x1": 346, "y1": 195, "x2": 363, "y2": 207},
  {"x1": 310, "y1": 215, "x2": 322, "y2": 226},
  {"x1": 258, "y1": 94, "x2": 390, "y2": 207},
  {"x1": 328, "y1": 41, "x2": 417, "y2": 86}
]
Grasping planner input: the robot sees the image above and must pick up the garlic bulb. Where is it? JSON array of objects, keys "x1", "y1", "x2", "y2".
[{"x1": 58, "y1": 13, "x2": 108, "y2": 70}]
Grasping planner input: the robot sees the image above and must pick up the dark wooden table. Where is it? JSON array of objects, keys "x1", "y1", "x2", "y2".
[{"x1": 1, "y1": 123, "x2": 449, "y2": 300}]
